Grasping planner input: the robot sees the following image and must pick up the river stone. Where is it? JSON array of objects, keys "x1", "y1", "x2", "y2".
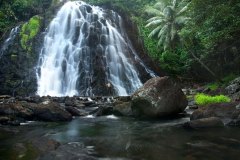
[
  {"x1": 0, "y1": 102, "x2": 34, "y2": 119},
  {"x1": 131, "y1": 76, "x2": 187, "y2": 118},
  {"x1": 64, "y1": 98, "x2": 75, "y2": 106},
  {"x1": 184, "y1": 117, "x2": 224, "y2": 129},
  {"x1": 93, "y1": 105, "x2": 113, "y2": 116},
  {"x1": 65, "y1": 106, "x2": 88, "y2": 116},
  {"x1": 22, "y1": 102, "x2": 72, "y2": 122},
  {"x1": 113, "y1": 101, "x2": 132, "y2": 116},
  {"x1": 35, "y1": 102, "x2": 72, "y2": 121},
  {"x1": 190, "y1": 102, "x2": 240, "y2": 125},
  {"x1": 0, "y1": 95, "x2": 11, "y2": 99},
  {"x1": 0, "y1": 116, "x2": 11, "y2": 124}
]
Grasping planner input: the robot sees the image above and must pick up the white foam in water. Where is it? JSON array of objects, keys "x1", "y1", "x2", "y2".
[
  {"x1": 87, "y1": 98, "x2": 93, "y2": 102},
  {"x1": 106, "y1": 115, "x2": 119, "y2": 119},
  {"x1": 84, "y1": 115, "x2": 95, "y2": 119},
  {"x1": 20, "y1": 121, "x2": 35, "y2": 126}
]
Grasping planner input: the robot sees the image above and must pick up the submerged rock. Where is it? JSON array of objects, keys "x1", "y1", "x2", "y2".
[
  {"x1": 39, "y1": 142, "x2": 97, "y2": 160},
  {"x1": 131, "y1": 76, "x2": 187, "y2": 118},
  {"x1": 184, "y1": 117, "x2": 224, "y2": 129},
  {"x1": 30, "y1": 137, "x2": 60, "y2": 153},
  {"x1": 10, "y1": 137, "x2": 61, "y2": 160}
]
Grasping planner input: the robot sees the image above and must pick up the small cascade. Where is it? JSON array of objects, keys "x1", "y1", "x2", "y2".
[
  {"x1": 37, "y1": 1, "x2": 154, "y2": 97},
  {"x1": 0, "y1": 26, "x2": 19, "y2": 59}
]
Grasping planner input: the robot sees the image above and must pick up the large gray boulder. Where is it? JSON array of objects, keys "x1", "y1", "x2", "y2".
[
  {"x1": 225, "y1": 77, "x2": 240, "y2": 101},
  {"x1": 131, "y1": 76, "x2": 187, "y2": 118}
]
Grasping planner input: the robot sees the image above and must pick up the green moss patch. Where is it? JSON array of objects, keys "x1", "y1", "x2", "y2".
[
  {"x1": 195, "y1": 93, "x2": 231, "y2": 105},
  {"x1": 20, "y1": 15, "x2": 42, "y2": 52}
]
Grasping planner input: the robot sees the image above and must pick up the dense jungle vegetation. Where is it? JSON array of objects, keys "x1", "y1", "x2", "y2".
[{"x1": 0, "y1": 0, "x2": 240, "y2": 81}]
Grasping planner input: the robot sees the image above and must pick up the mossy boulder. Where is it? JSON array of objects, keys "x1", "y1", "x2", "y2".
[{"x1": 131, "y1": 76, "x2": 187, "y2": 118}]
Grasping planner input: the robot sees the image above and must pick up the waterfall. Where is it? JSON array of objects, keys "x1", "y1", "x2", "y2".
[
  {"x1": 0, "y1": 26, "x2": 19, "y2": 59},
  {"x1": 37, "y1": 1, "x2": 154, "y2": 97}
]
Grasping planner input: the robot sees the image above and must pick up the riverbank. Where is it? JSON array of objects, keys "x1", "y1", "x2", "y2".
[{"x1": 0, "y1": 76, "x2": 239, "y2": 127}]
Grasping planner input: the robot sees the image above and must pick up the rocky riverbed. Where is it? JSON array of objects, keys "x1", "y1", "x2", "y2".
[
  {"x1": 0, "y1": 76, "x2": 240, "y2": 128},
  {"x1": 0, "y1": 77, "x2": 188, "y2": 125},
  {"x1": 0, "y1": 76, "x2": 240, "y2": 159}
]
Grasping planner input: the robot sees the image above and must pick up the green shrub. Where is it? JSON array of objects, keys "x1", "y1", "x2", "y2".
[
  {"x1": 222, "y1": 74, "x2": 239, "y2": 84},
  {"x1": 195, "y1": 93, "x2": 231, "y2": 105},
  {"x1": 206, "y1": 82, "x2": 219, "y2": 91},
  {"x1": 205, "y1": 74, "x2": 238, "y2": 90}
]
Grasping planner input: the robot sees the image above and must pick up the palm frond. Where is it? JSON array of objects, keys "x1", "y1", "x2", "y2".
[
  {"x1": 148, "y1": 26, "x2": 162, "y2": 38},
  {"x1": 158, "y1": 34, "x2": 166, "y2": 46},
  {"x1": 175, "y1": 16, "x2": 191, "y2": 25},
  {"x1": 145, "y1": 8, "x2": 165, "y2": 17},
  {"x1": 146, "y1": 19, "x2": 165, "y2": 27},
  {"x1": 146, "y1": 16, "x2": 163, "y2": 23},
  {"x1": 154, "y1": 2, "x2": 167, "y2": 11},
  {"x1": 176, "y1": 2, "x2": 191, "y2": 16},
  {"x1": 158, "y1": 24, "x2": 168, "y2": 38},
  {"x1": 145, "y1": 0, "x2": 190, "y2": 50}
]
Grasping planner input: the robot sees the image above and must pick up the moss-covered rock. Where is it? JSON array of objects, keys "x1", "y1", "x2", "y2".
[
  {"x1": 20, "y1": 15, "x2": 42, "y2": 52},
  {"x1": 131, "y1": 76, "x2": 187, "y2": 118}
]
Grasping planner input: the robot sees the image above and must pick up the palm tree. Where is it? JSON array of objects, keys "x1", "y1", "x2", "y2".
[{"x1": 145, "y1": 0, "x2": 190, "y2": 51}]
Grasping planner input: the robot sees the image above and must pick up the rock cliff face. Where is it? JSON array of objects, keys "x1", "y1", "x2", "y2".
[
  {"x1": 0, "y1": 25, "x2": 42, "y2": 96},
  {"x1": 0, "y1": 1, "x2": 161, "y2": 96}
]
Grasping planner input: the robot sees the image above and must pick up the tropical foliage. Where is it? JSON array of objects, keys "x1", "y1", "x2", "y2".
[
  {"x1": 0, "y1": 0, "x2": 52, "y2": 39},
  {"x1": 20, "y1": 15, "x2": 42, "y2": 52},
  {"x1": 145, "y1": 0, "x2": 190, "y2": 51},
  {"x1": 0, "y1": 0, "x2": 239, "y2": 80}
]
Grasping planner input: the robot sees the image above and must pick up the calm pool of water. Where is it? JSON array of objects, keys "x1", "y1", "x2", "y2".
[{"x1": 1, "y1": 116, "x2": 240, "y2": 160}]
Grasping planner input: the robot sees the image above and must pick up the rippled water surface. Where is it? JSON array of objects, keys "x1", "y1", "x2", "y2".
[{"x1": 1, "y1": 116, "x2": 240, "y2": 160}]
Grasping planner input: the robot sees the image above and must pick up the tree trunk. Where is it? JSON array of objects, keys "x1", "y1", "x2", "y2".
[{"x1": 189, "y1": 50, "x2": 217, "y2": 78}]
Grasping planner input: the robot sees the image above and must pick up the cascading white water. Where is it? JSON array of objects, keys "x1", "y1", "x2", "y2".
[
  {"x1": 0, "y1": 26, "x2": 19, "y2": 59},
  {"x1": 37, "y1": 1, "x2": 154, "y2": 97}
]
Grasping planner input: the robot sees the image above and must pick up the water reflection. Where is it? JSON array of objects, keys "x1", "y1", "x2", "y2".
[{"x1": 1, "y1": 116, "x2": 240, "y2": 160}]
